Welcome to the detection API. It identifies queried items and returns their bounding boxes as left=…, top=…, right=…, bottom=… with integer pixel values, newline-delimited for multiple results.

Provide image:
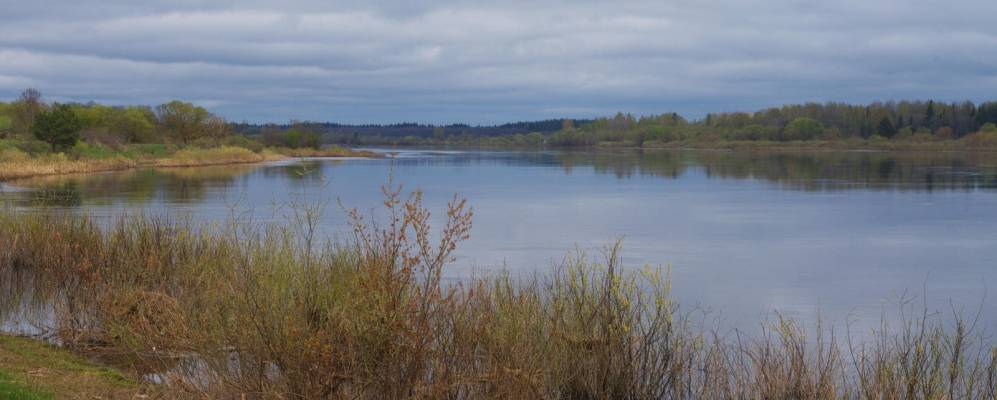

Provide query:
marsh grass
left=0, top=189, right=995, bottom=399
left=152, top=146, right=281, bottom=167
left=0, top=153, right=136, bottom=181
left=272, top=146, right=382, bottom=158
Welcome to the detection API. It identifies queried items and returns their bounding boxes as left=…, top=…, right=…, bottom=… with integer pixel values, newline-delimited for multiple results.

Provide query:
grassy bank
left=0, top=335, right=149, bottom=399
left=1, top=190, right=995, bottom=399
left=0, top=139, right=380, bottom=181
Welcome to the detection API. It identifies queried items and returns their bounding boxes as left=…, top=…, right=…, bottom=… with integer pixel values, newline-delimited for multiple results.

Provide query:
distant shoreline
left=355, top=139, right=997, bottom=153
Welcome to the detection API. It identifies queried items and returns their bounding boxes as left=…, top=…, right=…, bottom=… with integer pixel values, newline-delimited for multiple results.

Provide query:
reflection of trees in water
left=553, top=150, right=997, bottom=191
left=262, top=160, right=329, bottom=183
left=7, top=151, right=996, bottom=206
left=27, top=182, right=83, bottom=207
left=13, top=165, right=258, bottom=206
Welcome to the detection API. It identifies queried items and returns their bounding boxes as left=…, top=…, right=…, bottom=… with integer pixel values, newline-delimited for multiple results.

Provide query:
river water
left=2, top=148, right=995, bottom=333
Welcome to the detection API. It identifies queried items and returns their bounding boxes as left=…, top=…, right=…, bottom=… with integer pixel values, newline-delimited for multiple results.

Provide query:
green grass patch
left=0, top=371, right=51, bottom=400
left=0, top=336, right=141, bottom=399
left=0, top=336, right=132, bottom=388
left=122, top=143, right=175, bottom=158
left=68, top=142, right=122, bottom=160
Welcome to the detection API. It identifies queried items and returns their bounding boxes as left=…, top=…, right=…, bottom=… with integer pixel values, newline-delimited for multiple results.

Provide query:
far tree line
left=545, top=101, right=997, bottom=146
left=4, top=88, right=997, bottom=150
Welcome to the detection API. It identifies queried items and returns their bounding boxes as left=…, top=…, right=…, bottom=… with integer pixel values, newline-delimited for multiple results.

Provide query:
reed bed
left=0, top=188, right=994, bottom=399
left=272, top=146, right=382, bottom=158
left=0, top=153, right=136, bottom=181
left=152, top=146, right=281, bottom=167
left=0, top=145, right=376, bottom=182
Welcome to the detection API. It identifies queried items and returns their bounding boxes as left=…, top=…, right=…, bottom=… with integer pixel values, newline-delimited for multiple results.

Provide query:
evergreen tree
left=924, top=101, right=936, bottom=128
left=33, top=103, right=82, bottom=151
left=877, top=117, right=897, bottom=138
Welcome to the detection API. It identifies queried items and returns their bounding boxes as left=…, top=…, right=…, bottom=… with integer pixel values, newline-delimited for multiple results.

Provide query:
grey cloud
left=0, top=0, right=995, bottom=123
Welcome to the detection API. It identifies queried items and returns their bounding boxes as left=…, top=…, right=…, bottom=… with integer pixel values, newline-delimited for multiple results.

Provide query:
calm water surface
left=2, top=148, right=996, bottom=332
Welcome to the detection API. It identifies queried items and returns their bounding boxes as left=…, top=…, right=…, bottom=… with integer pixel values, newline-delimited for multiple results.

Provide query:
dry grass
left=1, top=145, right=378, bottom=182
left=152, top=146, right=282, bottom=167
left=1, top=188, right=995, bottom=399
left=0, top=153, right=136, bottom=181
left=272, top=146, right=382, bottom=158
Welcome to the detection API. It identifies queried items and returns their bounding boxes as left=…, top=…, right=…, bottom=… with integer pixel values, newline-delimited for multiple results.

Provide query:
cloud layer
left=1, top=0, right=996, bottom=123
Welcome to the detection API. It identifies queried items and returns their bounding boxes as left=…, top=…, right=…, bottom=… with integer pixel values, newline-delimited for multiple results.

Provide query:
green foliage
left=877, top=117, right=898, bottom=138
left=262, top=127, right=323, bottom=149
left=14, top=140, right=53, bottom=156
left=68, top=142, right=119, bottom=160
left=70, top=104, right=114, bottom=128
left=0, top=102, right=11, bottom=138
left=728, top=124, right=775, bottom=141
left=0, top=115, right=11, bottom=138
left=782, top=117, right=824, bottom=141
left=286, top=128, right=322, bottom=149
left=518, top=100, right=993, bottom=148
left=109, top=106, right=157, bottom=143
left=155, top=100, right=213, bottom=144
left=123, top=143, right=174, bottom=158
left=976, top=102, right=997, bottom=126
left=32, top=104, right=82, bottom=152
left=548, top=128, right=596, bottom=146
left=221, top=134, right=264, bottom=152
left=0, top=371, right=52, bottom=400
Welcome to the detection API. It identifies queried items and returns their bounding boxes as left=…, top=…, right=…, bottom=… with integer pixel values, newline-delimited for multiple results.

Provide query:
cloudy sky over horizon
left=1, top=0, right=996, bottom=124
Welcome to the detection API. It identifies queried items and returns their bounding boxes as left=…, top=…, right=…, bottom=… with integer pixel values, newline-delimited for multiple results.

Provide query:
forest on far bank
left=4, top=88, right=997, bottom=149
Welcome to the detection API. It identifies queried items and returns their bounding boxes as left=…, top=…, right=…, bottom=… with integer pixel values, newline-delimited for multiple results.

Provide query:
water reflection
left=385, top=149, right=997, bottom=191
left=4, top=164, right=259, bottom=206
left=1, top=149, right=996, bottom=336
left=260, top=160, right=331, bottom=183
left=3, top=150, right=996, bottom=209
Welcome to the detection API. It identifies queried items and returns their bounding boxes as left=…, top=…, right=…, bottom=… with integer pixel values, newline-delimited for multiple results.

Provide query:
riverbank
left=0, top=143, right=382, bottom=182
left=1, top=196, right=994, bottom=399
left=0, top=334, right=153, bottom=399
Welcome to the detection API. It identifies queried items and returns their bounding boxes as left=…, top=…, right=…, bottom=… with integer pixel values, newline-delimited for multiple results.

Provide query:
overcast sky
left=1, top=0, right=995, bottom=124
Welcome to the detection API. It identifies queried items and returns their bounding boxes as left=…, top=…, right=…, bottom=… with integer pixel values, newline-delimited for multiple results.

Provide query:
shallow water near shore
left=2, top=148, right=996, bottom=334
